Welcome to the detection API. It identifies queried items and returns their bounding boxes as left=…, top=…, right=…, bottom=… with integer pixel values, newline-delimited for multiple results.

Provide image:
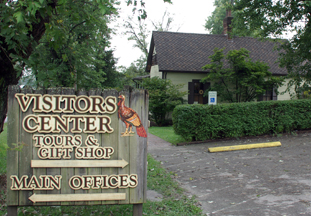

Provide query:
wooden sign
left=6, top=86, right=148, bottom=210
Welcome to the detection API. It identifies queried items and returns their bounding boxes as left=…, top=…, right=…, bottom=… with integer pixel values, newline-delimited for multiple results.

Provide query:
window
left=258, top=86, right=277, bottom=101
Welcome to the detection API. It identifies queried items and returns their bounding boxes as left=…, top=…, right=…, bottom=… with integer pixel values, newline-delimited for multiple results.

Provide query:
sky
left=110, top=0, right=215, bottom=68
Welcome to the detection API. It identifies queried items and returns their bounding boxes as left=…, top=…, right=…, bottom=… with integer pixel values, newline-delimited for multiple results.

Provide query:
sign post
left=6, top=86, right=148, bottom=216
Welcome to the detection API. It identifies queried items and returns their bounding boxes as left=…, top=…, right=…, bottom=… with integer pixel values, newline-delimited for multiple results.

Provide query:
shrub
left=142, top=77, right=187, bottom=126
left=172, top=99, right=311, bottom=141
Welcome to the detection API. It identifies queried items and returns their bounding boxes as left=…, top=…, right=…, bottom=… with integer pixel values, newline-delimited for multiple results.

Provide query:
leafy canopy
left=205, top=0, right=233, bottom=34
left=202, top=48, right=284, bottom=103
left=24, top=0, right=118, bottom=90
left=0, top=0, right=173, bottom=134
left=120, top=9, right=180, bottom=90
left=205, top=0, right=257, bottom=37
left=234, top=0, right=311, bottom=96
left=118, top=56, right=148, bottom=88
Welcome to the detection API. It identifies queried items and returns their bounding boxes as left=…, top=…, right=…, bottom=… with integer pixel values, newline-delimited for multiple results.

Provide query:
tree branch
left=69, top=21, right=87, bottom=34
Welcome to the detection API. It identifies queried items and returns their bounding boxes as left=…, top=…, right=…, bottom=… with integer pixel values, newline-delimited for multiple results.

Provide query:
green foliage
left=303, top=90, right=311, bottom=99
left=0, top=0, right=120, bottom=135
left=126, top=0, right=172, bottom=20
left=96, top=50, right=121, bottom=89
left=149, top=126, right=186, bottom=145
left=151, top=10, right=179, bottom=32
left=118, top=56, right=148, bottom=88
left=0, top=0, right=174, bottom=134
left=0, top=0, right=117, bottom=72
left=123, top=8, right=180, bottom=70
left=173, top=99, right=311, bottom=141
left=234, top=0, right=311, bottom=96
left=205, top=0, right=233, bottom=34
left=24, top=1, right=118, bottom=90
left=147, top=154, right=185, bottom=196
left=202, top=48, right=284, bottom=102
left=124, top=17, right=150, bottom=58
left=146, top=154, right=202, bottom=216
left=234, top=0, right=307, bottom=38
left=142, top=77, right=187, bottom=126
left=205, top=0, right=256, bottom=36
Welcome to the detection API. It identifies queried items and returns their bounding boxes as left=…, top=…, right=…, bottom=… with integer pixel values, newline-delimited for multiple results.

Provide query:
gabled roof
left=146, top=31, right=287, bottom=75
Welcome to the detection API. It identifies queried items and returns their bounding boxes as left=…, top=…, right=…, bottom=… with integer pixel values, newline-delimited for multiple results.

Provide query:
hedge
left=172, top=99, right=311, bottom=141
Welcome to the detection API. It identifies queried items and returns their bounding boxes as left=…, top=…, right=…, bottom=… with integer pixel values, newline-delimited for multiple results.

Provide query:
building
left=145, top=13, right=291, bottom=104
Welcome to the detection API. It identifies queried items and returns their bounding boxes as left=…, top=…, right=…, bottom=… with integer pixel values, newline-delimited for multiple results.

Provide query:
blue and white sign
left=208, top=91, right=217, bottom=105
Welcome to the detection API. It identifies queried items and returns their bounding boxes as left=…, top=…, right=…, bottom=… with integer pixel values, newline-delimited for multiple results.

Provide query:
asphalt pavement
left=148, top=132, right=311, bottom=216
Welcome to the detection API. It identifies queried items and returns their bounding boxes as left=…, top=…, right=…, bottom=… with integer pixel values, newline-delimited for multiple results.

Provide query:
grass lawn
left=149, top=126, right=187, bottom=145
left=0, top=124, right=202, bottom=215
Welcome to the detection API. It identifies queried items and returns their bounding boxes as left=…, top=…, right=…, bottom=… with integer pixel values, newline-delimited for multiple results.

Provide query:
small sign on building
left=208, top=91, right=217, bottom=105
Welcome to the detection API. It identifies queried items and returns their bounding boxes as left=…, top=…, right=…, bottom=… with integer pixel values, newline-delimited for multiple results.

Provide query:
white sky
left=110, top=0, right=215, bottom=68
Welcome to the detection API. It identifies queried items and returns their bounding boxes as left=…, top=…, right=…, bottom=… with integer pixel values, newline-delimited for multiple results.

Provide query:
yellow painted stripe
left=208, top=141, right=281, bottom=153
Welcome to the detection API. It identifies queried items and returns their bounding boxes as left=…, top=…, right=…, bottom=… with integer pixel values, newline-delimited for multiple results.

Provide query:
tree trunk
left=0, top=39, right=21, bottom=133
left=0, top=1, right=56, bottom=134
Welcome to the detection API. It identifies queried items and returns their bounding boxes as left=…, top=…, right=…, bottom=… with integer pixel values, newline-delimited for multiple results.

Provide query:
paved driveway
left=148, top=132, right=311, bottom=216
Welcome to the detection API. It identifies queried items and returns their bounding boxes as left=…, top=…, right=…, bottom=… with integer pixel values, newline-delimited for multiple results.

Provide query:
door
left=188, top=80, right=210, bottom=104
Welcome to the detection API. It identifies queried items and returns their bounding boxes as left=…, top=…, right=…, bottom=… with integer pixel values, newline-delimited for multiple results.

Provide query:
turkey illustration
left=117, top=95, right=147, bottom=137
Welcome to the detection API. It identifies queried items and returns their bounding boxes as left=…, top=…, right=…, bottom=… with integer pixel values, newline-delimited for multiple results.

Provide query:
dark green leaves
left=202, top=48, right=284, bottom=102
left=234, top=1, right=311, bottom=97
left=173, top=99, right=311, bottom=141
left=141, top=77, right=187, bottom=126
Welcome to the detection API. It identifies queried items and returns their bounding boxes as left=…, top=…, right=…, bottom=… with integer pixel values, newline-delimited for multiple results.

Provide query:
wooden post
left=6, top=86, right=20, bottom=206
left=133, top=204, right=143, bottom=216
left=7, top=206, right=17, bottom=216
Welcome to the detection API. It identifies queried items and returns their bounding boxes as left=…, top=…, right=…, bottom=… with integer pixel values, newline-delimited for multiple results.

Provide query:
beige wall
left=166, top=72, right=207, bottom=91
left=150, top=65, right=295, bottom=102
left=150, top=65, right=162, bottom=78
left=150, top=66, right=209, bottom=102
left=166, top=72, right=208, bottom=101
left=277, top=78, right=296, bottom=100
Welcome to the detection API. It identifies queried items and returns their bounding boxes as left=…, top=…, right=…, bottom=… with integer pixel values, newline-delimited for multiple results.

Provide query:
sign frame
left=6, top=86, right=148, bottom=215
left=208, top=91, right=217, bottom=105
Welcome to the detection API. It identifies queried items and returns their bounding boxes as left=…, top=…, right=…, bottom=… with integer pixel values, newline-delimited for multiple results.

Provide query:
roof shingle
left=146, top=31, right=287, bottom=75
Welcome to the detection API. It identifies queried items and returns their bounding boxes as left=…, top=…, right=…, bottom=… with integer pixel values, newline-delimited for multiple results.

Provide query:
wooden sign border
left=6, top=86, right=148, bottom=215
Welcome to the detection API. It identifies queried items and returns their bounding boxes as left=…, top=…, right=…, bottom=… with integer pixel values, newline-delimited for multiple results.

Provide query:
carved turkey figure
left=117, top=95, right=147, bottom=137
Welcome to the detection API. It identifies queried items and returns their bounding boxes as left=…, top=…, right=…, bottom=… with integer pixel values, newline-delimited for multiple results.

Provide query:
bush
left=172, top=99, right=311, bottom=141
left=142, top=77, right=187, bottom=126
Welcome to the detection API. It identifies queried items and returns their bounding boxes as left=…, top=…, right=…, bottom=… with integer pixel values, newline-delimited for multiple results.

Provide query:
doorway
left=188, top=80, right=209, bottom=104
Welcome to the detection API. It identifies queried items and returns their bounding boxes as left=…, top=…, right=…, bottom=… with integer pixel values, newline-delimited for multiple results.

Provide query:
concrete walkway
left=148, top=132, right=311, bottom=216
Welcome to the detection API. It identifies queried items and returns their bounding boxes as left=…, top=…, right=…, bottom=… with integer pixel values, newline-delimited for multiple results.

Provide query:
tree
left=205, top=0, right=233, bottom=34
left=124, top=9, right=179, bottom=60
left=124, top=17, right=150, bottom=58
left=141, top=77, right=187, bottom=126
left=118, top=56, right=148, bottom=88
left=0, top=0, right=117, bottom=133
left=27, top=4, right=117, bottom=90
left=125, top=0, right=172, bottom=20
left=95, top=50, right=120, bottom=89
left=0, top=0, right=171, bottom=134
left=151, top=9, right=181, bottom=32
left=202, top=48, right=284, bottom=103
left=233, top=0, right=311, bottom=97
left=205, top=0, right=256, bottom=36
left=121, top=10, right=180, bottom=89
